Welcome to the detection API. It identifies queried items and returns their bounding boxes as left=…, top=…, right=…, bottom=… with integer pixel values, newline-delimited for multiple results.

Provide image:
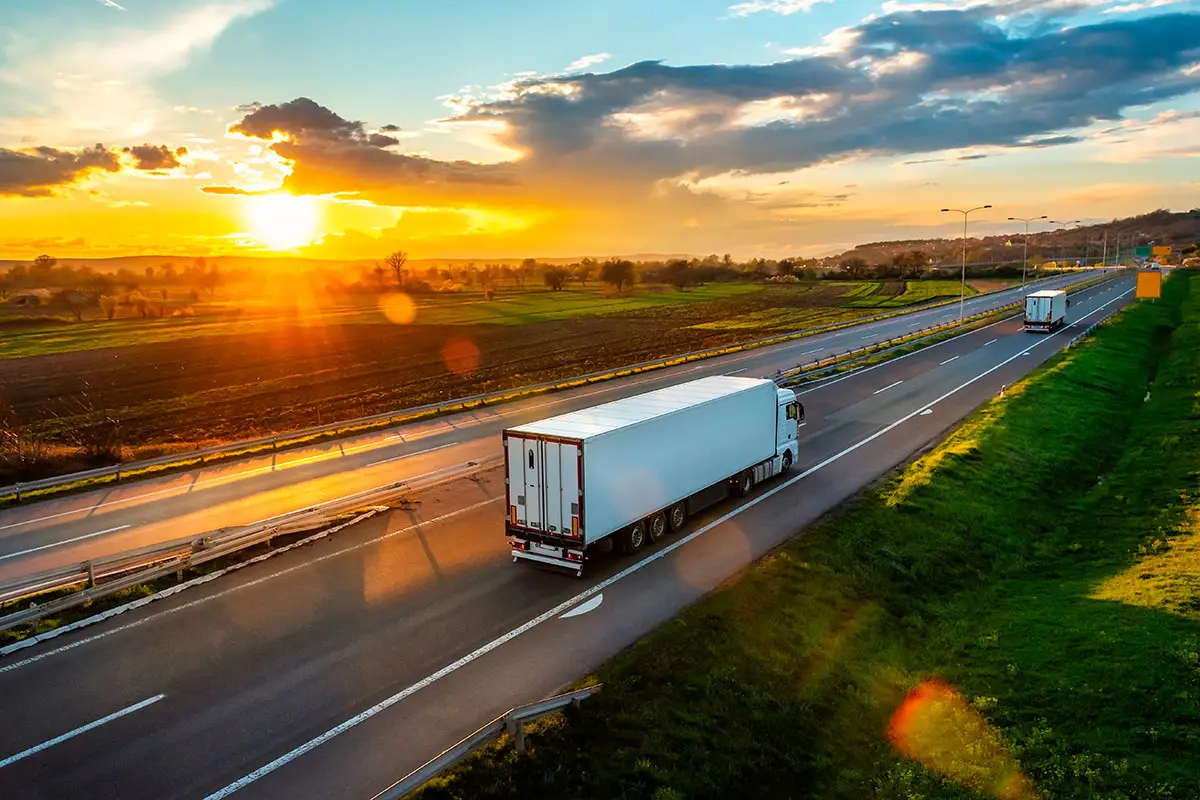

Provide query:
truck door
left=507, top=435, right=580, bottom=537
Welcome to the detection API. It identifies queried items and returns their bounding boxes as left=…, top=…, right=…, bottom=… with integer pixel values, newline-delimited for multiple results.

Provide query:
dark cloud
left=224, top=97, right=519, bottom=204
left=124, top=144, right=188, bottom=170
left=0, top=144, right=121, bottom=197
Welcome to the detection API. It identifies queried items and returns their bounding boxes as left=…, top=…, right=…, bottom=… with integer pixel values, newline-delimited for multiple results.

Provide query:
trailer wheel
left=647, top=512, right=667, bottom=543
left=619, top=520, right=646, bottom=555
left=734, top=470, right=753, bottom=498
left=668, top=502, right=687, bottom=532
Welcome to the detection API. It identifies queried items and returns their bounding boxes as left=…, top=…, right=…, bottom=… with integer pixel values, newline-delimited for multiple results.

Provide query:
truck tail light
left=510, top=505, right=517, bottom=525
left=566, top=551, right=582, bottom=561
left=509, top=540, right=528, bottom=551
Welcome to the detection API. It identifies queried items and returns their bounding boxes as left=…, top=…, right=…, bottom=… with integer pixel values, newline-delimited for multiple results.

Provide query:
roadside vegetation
left=415, top=271, right=1200, bottom=799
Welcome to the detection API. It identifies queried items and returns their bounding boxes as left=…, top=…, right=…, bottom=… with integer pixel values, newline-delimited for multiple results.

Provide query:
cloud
left=123, top=143, right=189, bottom=170
left=200, top=184, right=261, bottom=195
left=0, top=1, right=276, bottom=142
left=0, top=144, right=121, bottom=197
left=728, top=0, right=831, bottom=16
left=97, top=0, right=127, bottom=9
left=567, top=53, right=613, bottom=72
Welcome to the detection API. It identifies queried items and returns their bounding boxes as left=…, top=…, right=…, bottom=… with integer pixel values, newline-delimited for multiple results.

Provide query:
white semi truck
left=503, top=375, right=802, bottom=575
left=1024, top=289, right=1069, bottom=332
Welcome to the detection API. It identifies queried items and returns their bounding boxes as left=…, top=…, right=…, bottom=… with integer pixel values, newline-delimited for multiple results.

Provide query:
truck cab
left=776, top=387, right=801, bottom=473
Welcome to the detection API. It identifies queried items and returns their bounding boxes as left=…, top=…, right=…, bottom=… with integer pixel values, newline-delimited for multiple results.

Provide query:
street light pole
left=1008, top=215, right=1047, bottom=292
left=1050, top=220, right=1081, bottom=270
left=942, top=205, right=992, bottom=323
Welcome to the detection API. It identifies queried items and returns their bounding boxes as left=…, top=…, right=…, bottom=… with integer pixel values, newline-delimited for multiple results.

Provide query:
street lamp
left=1050, top=220, right=1081, bottom=268
left=942, top=204, right=992, bottom=323
left=1008, top=215, right=1048, bottom=292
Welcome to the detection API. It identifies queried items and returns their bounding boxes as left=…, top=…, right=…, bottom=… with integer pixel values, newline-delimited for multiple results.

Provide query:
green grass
left=688, top=306, right=867, bottom=331
left=0, top=284, right=762, bottom=360
left=847, top=279, right=978, bottom=309
left=417, top=272, right=1200, bottom=800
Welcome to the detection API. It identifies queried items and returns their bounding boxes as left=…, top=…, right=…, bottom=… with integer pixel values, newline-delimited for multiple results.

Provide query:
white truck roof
left=1028, top=289, right=1066, bottom=298
left=507, top=375, right=773, bottom=441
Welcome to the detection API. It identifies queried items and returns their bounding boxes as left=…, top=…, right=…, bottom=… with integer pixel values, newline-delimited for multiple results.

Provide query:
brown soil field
left=0, top=283, right=895, bottom=481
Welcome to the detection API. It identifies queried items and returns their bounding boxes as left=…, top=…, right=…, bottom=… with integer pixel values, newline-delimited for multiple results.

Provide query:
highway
left=0, top=270, right=1105, bottom=583
left=0, top=272, right=1135, bottom=800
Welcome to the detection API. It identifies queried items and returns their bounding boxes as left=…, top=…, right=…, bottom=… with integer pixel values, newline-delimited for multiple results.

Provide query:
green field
left=0, top=284, right=761, bottom=360
left=417, top=272, right=1200, bottom=799
left=846, top=279, right=978, bottom=309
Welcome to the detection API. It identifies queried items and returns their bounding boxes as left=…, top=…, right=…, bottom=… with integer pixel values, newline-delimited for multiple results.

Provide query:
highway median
left=410, top=270, right=1199, bottom=798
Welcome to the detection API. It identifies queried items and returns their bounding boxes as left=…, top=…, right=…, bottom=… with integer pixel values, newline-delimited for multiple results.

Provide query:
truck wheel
left=734, top=471, right=753, bottom=498
left=668, top=502, right=687, bottom=532
left=781, top=450, right=793, bottom=474
left=619, top=520, right=646, bottom=555
left=647, top=512, right=667, bottom=543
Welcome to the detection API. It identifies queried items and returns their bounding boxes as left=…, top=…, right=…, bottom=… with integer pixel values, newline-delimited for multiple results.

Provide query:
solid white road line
left=725, top=368, right=749, bottom=375
left=984, top=338, right=998, bottom=347
left=939, top=356, right=960, bottom=366
left=874, top=381, right=903, bottom=395
left=0, top=525, right=130, bottom=562
left=0, top=694, right=164, bottom=769
left=203, top=285, right=1135, bottom=800
left=366, top=443, right=457, bottom=468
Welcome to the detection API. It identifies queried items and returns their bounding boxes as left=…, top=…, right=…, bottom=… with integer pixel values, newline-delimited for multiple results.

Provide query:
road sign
left=1153, top=245, right=1173, bottom=258
left=1137, top=269, right=1162, bottom=299
left=1135, top=245, right=1153, bottom=258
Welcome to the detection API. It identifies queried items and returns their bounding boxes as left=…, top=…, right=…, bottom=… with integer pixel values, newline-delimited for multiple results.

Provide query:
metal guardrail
left=370, top=684, right=603, bottom=800
left=774, top=270, right=1123, bottom=386
left=0, top=272, right=1082, bottom=505
left=0, top=455, right=503, bottom=629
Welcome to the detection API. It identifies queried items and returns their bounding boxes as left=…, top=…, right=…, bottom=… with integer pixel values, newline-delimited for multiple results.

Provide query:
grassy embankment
left=418, top=271, right=1200, bottom=799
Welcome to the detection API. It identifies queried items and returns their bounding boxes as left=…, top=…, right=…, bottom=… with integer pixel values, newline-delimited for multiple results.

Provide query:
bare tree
left=99, top=296, right=118, bottom=320
left=385, top=250, right=408, bottom=288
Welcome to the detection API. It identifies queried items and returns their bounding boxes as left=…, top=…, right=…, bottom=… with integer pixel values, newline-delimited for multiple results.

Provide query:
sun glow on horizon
left=244, top=193, right=322, bottom=251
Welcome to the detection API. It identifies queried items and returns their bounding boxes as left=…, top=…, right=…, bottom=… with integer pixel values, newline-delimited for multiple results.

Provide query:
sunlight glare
left=245, top=193, right=321, bottom=251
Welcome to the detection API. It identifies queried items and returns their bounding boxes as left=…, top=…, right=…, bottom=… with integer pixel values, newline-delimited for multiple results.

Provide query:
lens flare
left=441, top=337, right=481, bottom=376
left=380, top=293, right=416, bottom=325
left=889, top=679, right=1037, bottom=800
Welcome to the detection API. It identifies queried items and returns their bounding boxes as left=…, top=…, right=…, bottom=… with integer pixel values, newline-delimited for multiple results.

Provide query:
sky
left=0, top=0, right=1198, bottom=261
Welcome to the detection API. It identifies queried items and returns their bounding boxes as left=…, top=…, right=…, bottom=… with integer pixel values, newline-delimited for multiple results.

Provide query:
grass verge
left=414, top=270, right=1199, bottom=799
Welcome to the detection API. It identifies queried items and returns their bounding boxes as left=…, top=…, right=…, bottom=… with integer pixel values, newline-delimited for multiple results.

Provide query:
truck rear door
left=506, top=434, right=581, bottom=538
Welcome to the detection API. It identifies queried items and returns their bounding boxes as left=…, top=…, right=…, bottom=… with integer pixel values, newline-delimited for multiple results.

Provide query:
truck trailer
left=504, top=375, right=802, bottom=576
left=1023, top=289, right=1068, bottom=332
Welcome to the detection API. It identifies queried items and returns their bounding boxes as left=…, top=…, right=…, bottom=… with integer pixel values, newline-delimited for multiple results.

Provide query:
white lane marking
left=725, top=368, right=749, bottom=375
left=202, top=286, right=1135, bottom=799
left=0, top=525, right=130, bottom=562
left=939, top=356, right=960, bottom=366
left=560, top=594, right=603, bottom=619
left=0, top=694, right=164, bottom=769
left=0, top=498, right=501, bottom=674
left=798, top=422, right=808, bottom=428
left=366, top=443, right=457, bottom=468
left=920, top=409, right=934, bottom=416
left=800, top=349, right=822, bottom=356
left=874, top=381, right=903, bottom=395
left=983, top=338, right=998, bottom=347
left=860, top=334, right=875, bottom=340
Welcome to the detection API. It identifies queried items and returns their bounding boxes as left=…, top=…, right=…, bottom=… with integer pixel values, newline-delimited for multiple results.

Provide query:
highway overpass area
left=0, top=270, right=1134, bottom=799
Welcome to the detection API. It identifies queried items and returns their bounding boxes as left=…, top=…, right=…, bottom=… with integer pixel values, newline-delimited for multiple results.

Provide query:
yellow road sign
left=1137, top=269, right=1162, bottom=299
left=1152, top=245, right=1173, bottom=258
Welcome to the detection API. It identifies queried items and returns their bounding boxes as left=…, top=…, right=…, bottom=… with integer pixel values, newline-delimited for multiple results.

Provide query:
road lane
left=0, top=274, right=1134, bottom=800
left=0, top=271, right=1110, bottom=579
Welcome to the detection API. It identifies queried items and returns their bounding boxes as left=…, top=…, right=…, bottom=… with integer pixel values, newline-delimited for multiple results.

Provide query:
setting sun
left=245, top=193, right=321, bottom=251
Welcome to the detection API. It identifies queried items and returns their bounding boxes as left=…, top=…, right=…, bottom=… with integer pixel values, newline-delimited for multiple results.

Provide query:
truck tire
left=668, top=502, right=687, bottom=532
left=733, top=470, right=753, bottom=498
left=781, top=450, right=793, bottom=474
left=647, top=512, right=667, bottom=543
left=619, top=520, right=646, bottom=555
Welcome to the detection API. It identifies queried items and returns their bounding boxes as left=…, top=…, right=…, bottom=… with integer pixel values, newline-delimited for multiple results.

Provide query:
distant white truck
left=1024, top=289, right=1069, bottom=333
left=503, top=376, right=802, bottom=575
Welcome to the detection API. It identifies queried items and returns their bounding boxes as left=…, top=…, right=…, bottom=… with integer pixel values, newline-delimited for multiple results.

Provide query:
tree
left=601, top=258, right=635, bottom=292
left=892, top=250, right=928, bottom=279
left=519, top=258, right=537, bottom=289
left=840, top=257, right=870, bottom=280
left=663, top=259, right=692, bottom=290
left=576, top=258, right=596, bottom=286
left=543, top=267, right=569, bottom=291
left=777, top=258, right=798, bottom=277
left=145, top=265, right=155, bottom=280
left=32, top=254, right=56, bottom=271
left=200, top=264, right=221, bottom=297
left=722, top=253, right=734, bottom=269
left=160, top=263, right=177, bottom=281
left=385, top=250, right=408, bottom=288
left=99, top=296, right=118, bottom=320
left=372, top=264, right=388, bottom=291
left=129, top=290, right=150, bottom=318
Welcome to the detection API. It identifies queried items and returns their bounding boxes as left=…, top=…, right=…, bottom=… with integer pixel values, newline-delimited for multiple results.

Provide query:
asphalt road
left=0, top=272, right=1135, bottom=800
left=0, top=270, right=1108, bottom=583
